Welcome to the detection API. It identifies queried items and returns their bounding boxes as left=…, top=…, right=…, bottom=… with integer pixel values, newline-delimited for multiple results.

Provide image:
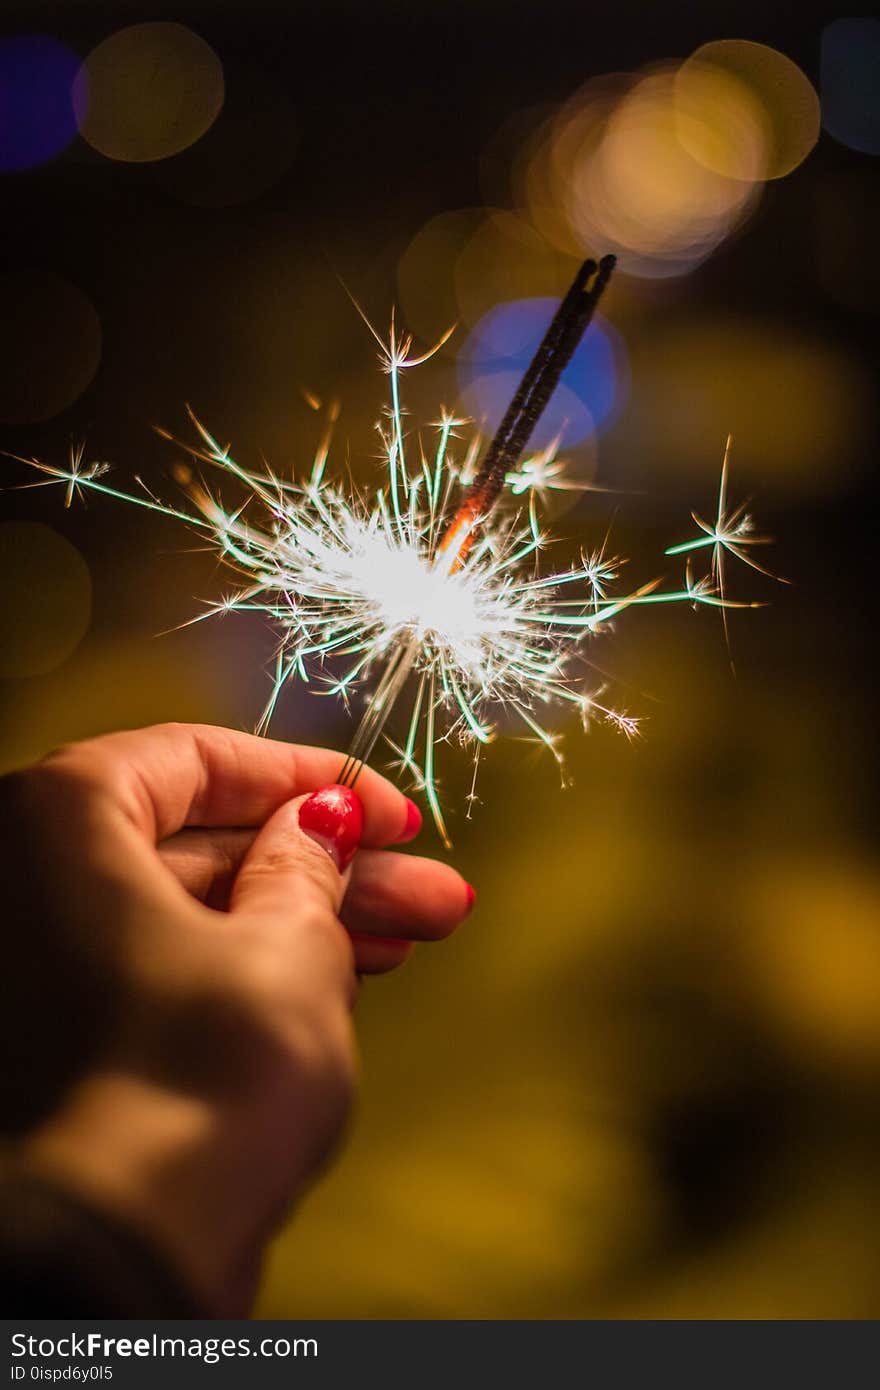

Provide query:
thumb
left=230, top=784, right=364, bottom=929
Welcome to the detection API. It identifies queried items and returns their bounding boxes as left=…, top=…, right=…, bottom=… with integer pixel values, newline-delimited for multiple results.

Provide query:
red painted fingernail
left=400, top=797, right=422, bottom=842
left=299, top=784, right=364, bottom=872
left=464, top=883, right=476, bottom=916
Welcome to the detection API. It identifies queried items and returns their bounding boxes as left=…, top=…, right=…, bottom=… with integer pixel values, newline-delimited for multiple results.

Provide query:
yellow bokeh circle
left=74, top=22, right=224, bottom=163
left=677, top=40, right=819, bottom=181
left=626, top=317, right=866, bottom=489
left=0, top=523, right=92, bottom=678
left=454, top=211, right=577, bottom=333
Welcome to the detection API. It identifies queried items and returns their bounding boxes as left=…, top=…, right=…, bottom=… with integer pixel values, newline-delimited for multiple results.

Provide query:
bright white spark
left=505, top=446, right=573, bottom=497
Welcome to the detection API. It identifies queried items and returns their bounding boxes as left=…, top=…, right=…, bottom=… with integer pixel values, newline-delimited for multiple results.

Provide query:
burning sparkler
left=8, top=257, right=772, bottom=846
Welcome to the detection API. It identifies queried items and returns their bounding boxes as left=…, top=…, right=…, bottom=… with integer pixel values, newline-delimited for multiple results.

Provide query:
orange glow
left=436, top=500, right=481, bottom=573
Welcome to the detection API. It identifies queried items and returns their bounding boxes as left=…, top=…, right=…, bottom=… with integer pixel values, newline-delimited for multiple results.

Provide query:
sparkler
left=336, top=255, right=617, bottom=796
left=8, top=258, right=772, bottom=846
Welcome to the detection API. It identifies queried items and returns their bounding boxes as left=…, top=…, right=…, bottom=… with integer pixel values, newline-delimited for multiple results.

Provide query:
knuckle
left=146, top=719, right=188, bottom=740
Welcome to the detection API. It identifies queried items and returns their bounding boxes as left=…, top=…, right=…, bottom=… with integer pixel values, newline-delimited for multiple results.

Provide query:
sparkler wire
left=337, top=255, right=617, bottom=789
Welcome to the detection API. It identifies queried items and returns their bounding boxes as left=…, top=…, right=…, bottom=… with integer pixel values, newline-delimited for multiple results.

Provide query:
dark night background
left=1, top=1, right=879, bottom=1316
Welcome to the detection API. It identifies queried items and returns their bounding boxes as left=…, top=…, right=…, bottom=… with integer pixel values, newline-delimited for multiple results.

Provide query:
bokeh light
left=622, top=317, right=867, bottom=490
left=73, top=23, right=224, bottom=164
left=460, top=368, right=595, bottom=459
left=679, top=40, right=819, bottom=180
left=0, top=35, right=79, bottom=173
left=0, top=272, right=101, bottom=423
left=527, top=69, right=761, bottom=279
left=396, top=208, right=487, bottom=350
left=748, top=858, right=880, bottom=1070
left=453, top=210, right=577, bottom=331
left=673, top=55, right=770, bottom=182
left=507, top=42, right=817, bottom=281
left=458, top=299, right=625, bottom=450
left=821, top=18, right=880, bottom=156
left=157, top=60, right=298, bottom=207
left=0, top=633, right=244, bottom=771
left=520, top=74, right=634, bottom=261
left=0, top=523, right=91, bottom=678
left=580, top=69, right=761, bottom=276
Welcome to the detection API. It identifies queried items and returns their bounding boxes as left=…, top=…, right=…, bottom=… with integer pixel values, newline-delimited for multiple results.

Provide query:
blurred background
left=2, top=0, right=879, bottom=1317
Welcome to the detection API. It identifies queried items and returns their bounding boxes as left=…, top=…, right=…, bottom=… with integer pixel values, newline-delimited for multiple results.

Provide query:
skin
left=0, top=722, right=472, bottom=1313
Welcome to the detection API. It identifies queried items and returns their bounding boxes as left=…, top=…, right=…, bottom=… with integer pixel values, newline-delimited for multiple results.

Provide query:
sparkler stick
left=460, top=255, right=616, bottom=520
left=336, top=255, right=617, bottom=790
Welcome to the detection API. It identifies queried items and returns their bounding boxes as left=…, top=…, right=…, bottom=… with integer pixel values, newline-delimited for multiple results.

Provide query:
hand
left=0, top=723, right=473, bottom=1312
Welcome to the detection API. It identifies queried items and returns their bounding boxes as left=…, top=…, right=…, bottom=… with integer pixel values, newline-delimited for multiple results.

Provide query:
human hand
left=0, top=723, right=473, bottom=1312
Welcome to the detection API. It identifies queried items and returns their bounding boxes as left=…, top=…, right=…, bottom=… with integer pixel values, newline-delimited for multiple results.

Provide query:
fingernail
left=464, top=883, right=476, bottom=916
left=299, top=784, right=364, bottom=872
left=399, top=797, right=422, bottom=842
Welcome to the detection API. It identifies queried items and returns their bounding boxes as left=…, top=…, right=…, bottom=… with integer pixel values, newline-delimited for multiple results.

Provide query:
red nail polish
left=400, top=797, right=422, bottom=841
left=299, top=784, right=364, bottom=872
left=464, top=883, right=476, bottom=915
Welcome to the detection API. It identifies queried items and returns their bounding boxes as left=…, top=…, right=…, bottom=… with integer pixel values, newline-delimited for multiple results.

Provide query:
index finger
left=46, top=722, right=416, bottom=846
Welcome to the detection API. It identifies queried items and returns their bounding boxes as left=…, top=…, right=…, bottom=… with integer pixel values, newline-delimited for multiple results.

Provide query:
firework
left=9, top=262, right=772, bottom=846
